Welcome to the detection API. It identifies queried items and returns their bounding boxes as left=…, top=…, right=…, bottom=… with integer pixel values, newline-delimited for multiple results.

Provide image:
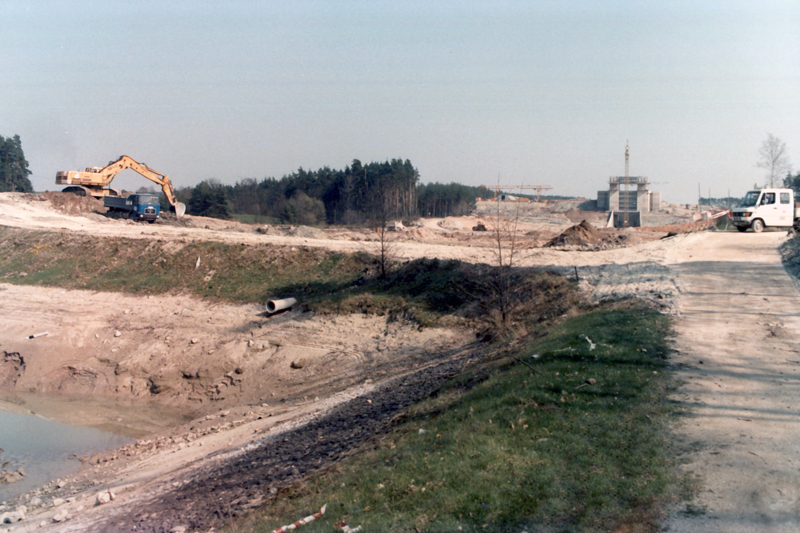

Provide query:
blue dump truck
left=104, top=194, right=161, bottom=223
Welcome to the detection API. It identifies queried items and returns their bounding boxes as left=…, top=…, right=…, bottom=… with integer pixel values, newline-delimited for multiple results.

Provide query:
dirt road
left=665, top=232, right=800, bottom=532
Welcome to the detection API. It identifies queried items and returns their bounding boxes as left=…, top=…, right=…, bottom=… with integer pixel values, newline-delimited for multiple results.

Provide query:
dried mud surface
left=100, top=346, right=480, bottom=532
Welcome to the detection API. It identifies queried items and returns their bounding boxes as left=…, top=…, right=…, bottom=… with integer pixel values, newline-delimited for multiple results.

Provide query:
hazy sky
left=2, top=1, right=798, bottom=204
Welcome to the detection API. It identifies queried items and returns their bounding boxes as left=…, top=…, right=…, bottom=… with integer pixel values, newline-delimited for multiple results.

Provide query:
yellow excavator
left=56, top=155, right=186, bottom=217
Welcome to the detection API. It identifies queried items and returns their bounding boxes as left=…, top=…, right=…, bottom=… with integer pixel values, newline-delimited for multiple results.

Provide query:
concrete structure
left=612, top=211, right=641, bottom=227
left=597, top=176, right=661, bottom=213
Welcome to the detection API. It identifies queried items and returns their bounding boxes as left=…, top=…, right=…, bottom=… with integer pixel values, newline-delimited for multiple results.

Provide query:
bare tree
left=757, top=133, right=792, bottom=187
left=375, top=221, right=399, bottom=278
left=371, top=181, right=401, bottom=278
left=485, top=189, right=535, bottom=332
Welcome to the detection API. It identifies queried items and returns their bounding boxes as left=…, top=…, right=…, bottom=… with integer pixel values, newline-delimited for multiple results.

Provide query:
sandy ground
left=1, top=192, right=798, bottom=531
left=665, top=232, right=800, bottom=532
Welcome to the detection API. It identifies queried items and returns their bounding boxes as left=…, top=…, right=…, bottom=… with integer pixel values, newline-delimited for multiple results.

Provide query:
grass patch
left=0, top=228, right=367, bottom=303
left=0, top=228, right=574, bottom=331
left=236, top=306, right=687, bottom=533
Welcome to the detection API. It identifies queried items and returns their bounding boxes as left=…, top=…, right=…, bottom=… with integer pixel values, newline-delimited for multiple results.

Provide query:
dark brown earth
left=546, top=220, right=605, bottom=247
left=96, top=343, right=483, bottom=533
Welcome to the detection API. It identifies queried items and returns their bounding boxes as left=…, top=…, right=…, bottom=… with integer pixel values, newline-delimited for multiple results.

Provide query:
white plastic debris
left=272, top=504, right=326, bottom=533
left=579, top=334, right=596, bottom=351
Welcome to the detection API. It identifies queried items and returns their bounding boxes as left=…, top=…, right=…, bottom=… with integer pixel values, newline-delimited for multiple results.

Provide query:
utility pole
left=622, top=141, right=630, bottom=227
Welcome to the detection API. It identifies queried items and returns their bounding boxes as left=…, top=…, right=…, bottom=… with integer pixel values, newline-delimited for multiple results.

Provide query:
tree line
left=0, top=134, right=33, bottom=193
left=176, top=159, right=497, bottom=223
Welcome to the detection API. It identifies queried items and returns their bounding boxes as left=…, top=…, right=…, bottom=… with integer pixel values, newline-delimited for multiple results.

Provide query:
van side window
left=781, top=192, right=790, bottom=204
left=762, top=193, right=776, bottom=205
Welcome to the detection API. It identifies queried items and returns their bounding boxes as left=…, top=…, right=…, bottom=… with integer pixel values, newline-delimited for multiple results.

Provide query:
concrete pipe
left=266, top=297, right=297, bottom=314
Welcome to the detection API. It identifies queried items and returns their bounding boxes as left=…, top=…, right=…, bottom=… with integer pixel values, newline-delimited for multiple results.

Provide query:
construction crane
left=622, top=142, right=631, bottom=227
left=485, top=184, right=554, bottom=202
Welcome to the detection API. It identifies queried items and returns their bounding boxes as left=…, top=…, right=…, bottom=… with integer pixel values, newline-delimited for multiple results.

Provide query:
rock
left=0, top=471, right=22, bottom=485
left=52, top=509, right=69, bottom=523
left=52, top=498, right=65, bottom=507
left=114, top=331, right=122, bottom=337
left=171, top=526, right=188, bottom=533
left=1, top=509, right=25, bottom=523
left=290, top=359, right=306, bottom=369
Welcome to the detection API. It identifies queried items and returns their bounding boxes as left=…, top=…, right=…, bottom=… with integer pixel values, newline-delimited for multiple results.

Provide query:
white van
left=730, top=188, right=797, bottom=232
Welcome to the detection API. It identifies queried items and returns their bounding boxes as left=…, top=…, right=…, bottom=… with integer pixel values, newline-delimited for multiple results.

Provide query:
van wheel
left=752, top=219, right=765, bottom=233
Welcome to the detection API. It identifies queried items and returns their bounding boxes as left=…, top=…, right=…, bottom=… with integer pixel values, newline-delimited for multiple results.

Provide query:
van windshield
left=740, top=191, right=761, bottom=208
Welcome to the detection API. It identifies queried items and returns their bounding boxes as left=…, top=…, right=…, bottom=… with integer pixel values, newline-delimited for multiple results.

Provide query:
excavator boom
left=57, top=155, right=185, bottom=217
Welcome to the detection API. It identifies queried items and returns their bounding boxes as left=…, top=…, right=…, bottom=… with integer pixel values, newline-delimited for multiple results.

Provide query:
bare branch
left=757, top=133, right=792, bottom=187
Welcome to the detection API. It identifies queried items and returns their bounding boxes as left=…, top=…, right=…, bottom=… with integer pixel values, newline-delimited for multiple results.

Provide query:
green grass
left=0, top=228, right=366, bottom=303
left=235, top=306, right=688, bottom=533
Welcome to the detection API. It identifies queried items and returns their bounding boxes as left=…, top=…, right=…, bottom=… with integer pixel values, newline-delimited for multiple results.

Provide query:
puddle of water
left=0, top=393, right=194, bottom=503
left=0, top=409, right=131, bottom=502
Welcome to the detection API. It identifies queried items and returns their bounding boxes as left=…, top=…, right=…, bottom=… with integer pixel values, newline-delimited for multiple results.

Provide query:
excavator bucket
left=174, top=202, right=186, bottom=218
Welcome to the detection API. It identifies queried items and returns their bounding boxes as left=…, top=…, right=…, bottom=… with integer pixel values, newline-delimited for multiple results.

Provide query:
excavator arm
left=57, top=155, right=185, bottom=217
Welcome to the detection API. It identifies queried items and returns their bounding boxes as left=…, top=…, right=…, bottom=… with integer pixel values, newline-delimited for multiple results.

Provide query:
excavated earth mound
left=26, top=191, right=105, bottom=216
left=546, top=220, right=604, bottom=247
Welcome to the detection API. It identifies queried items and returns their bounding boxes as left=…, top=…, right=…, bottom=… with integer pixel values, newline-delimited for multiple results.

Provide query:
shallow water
left=0, top=409, right=131, bottom=502
left=0, top=394, right=193, bottom=503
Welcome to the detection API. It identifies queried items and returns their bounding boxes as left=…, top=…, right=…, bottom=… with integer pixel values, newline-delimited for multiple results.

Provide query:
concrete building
left=597, top=177, right=661, bottom=213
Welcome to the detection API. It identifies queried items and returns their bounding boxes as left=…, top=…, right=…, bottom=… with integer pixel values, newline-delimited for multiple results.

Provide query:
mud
left=98, top=345, right=480, bottom=532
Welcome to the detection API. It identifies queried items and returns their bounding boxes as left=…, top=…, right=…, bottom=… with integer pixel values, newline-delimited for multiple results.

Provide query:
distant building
left=597, top=176, right=661, bottom=213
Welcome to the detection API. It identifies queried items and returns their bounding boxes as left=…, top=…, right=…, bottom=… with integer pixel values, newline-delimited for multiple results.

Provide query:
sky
left=1, top=0, right=798, bottom=205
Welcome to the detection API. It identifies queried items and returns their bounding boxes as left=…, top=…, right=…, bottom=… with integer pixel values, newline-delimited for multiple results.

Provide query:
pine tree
left=0, top=135, right=34, bottom=193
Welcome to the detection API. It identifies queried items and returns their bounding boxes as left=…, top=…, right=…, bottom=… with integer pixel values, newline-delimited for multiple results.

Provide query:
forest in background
left=172, top=158, right=501, bottom=224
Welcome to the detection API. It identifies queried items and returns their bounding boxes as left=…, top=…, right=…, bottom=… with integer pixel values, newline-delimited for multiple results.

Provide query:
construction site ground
left=1, top=192, right=799, bottom=531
